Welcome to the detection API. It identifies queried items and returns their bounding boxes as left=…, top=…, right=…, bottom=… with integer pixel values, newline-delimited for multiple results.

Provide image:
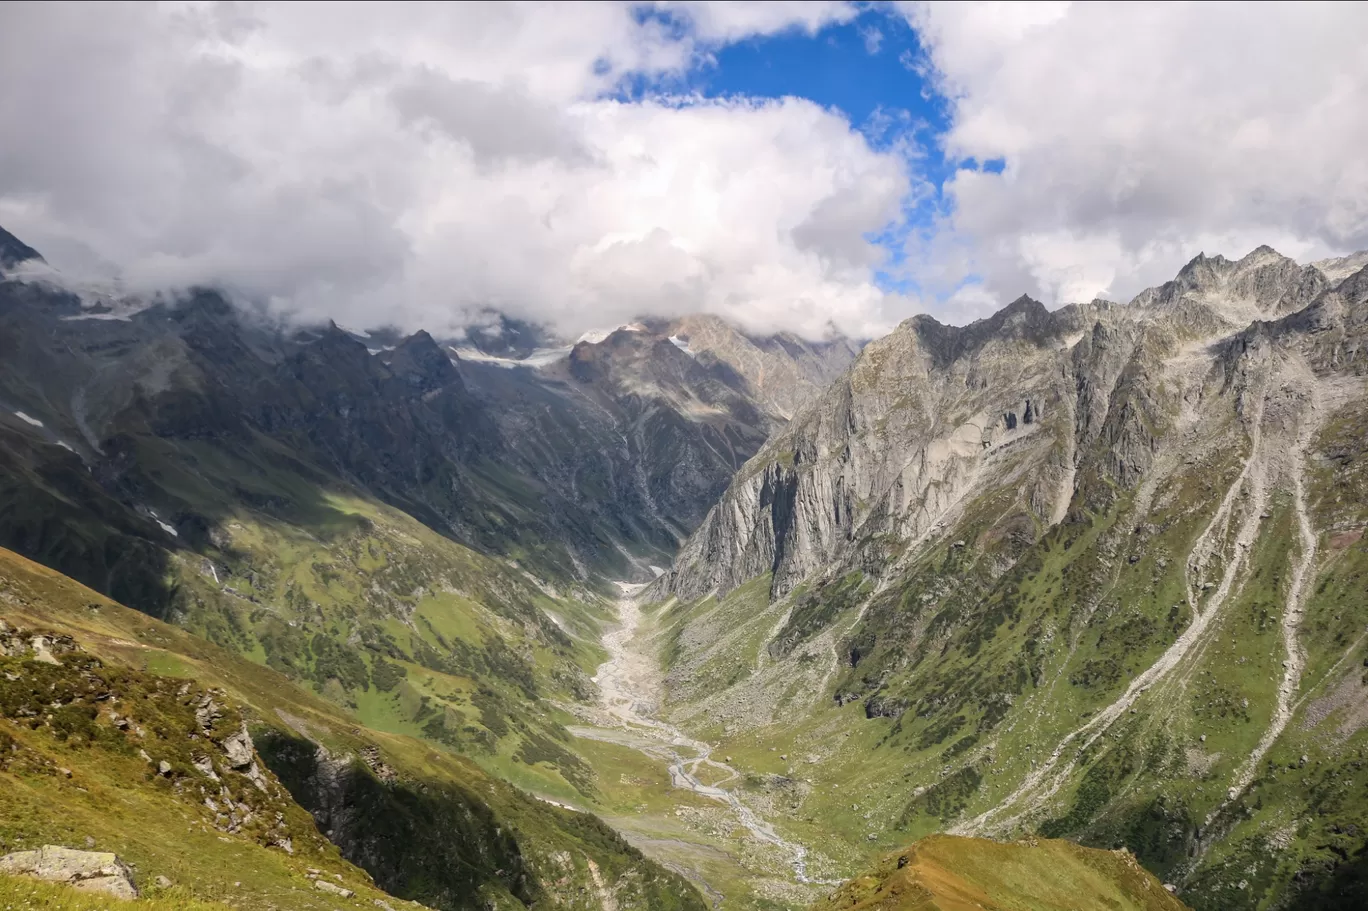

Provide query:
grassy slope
left=42, top=423, right=614, bottom=802
left=811, top=835, right=1188, bottom=911
left=0, top=874, right=234, bottom=911
left=0, top=546, right=705, bottom=911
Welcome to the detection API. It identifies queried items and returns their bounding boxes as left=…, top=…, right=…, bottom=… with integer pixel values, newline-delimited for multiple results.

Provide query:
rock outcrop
left=0, top=846, right=139, bottom=899
left=653, top=294, right=1101, bottom=601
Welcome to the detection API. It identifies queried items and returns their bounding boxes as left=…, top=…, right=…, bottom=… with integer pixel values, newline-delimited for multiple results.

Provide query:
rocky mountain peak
left=656, top=240, right=1368, bottom=608
left=1174, top=250, right=1228, bottom=287
left=1136, top=245, right=1329, bottom=325
left=0, top=224, right=44, bottom=269
left=909, top=293, right=1057, bottom=368
left=659, top=314, right=860, bottom=420
left=388, top=329, right=459, bottom=392
left=1312, top=250, right=1368, bottom=286
left=1240, top=243, right=1288, bottom=263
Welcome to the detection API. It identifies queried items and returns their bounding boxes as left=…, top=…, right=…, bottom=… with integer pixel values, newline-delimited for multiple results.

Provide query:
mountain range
left=2, top=221, right=1367, bottom=911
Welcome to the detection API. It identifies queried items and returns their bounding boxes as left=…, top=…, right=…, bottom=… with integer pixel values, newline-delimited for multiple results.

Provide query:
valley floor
left=566, top=584, right=842, bottom=910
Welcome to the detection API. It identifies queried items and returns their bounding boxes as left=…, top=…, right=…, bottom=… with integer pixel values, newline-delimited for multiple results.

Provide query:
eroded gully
left=568, top=582, right=830, bottom=885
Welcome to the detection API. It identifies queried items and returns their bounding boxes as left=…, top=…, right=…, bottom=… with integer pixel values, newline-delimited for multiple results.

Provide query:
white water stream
left=571, top=583, right=830, bottom=885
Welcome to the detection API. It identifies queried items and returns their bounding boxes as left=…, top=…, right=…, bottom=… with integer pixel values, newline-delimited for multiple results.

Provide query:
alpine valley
left=3, top=221, right=1368, bottom=911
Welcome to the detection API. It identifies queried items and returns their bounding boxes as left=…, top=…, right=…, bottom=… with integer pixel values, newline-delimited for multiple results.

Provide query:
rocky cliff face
left=0, top=225, right=42, bottom=270
left=456, top=319, right=857, bottom=570
left=653, top=294, right=1093, bottom=602
left=653, top=246, right=1360, bottom=605
left=661, top=313, right=860, bottom=420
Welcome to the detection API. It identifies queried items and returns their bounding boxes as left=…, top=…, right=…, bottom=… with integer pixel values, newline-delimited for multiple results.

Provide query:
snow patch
left=668, top=335, right=696, bottom=357
left=140, top=506, right=179, bottom=537
left=576, top=323, right=646, bottom=345
left=449, top=345, right=572, bottom=369
left=12, top=411, right=43, bottom=427
left=61, top=311, right=134, bottom=322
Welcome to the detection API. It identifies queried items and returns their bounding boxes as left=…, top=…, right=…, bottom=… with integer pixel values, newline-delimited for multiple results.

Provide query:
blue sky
left=699, top=10, right=952, bottom=294
left=622, top=5, right=975, bottom=300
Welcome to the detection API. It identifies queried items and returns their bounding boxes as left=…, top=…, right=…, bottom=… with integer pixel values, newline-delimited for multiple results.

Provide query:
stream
left=569, top=582, right=828, bottom=886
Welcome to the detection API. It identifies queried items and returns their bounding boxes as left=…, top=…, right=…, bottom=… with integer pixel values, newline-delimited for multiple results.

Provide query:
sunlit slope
left=812, top=835, right=1188, bottom=911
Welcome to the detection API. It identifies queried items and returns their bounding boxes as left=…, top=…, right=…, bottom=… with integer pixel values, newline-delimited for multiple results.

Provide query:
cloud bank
left=2, top=2, right=1366, bottom=337
left=0, top=1, right=900, bottom=340
left=902, top=0, right=1368, bottom=316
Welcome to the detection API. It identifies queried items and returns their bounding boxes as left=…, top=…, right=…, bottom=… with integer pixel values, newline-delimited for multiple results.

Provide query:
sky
left=1, top=1, right=1366, bottom=340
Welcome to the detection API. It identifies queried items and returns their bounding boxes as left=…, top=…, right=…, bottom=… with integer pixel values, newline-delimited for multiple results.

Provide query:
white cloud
left=901, top=0, right=1368, bottom=309
left=664, top=1, right=857, bottom=42
left=859, top=25, right=884, bottom=55
left=0, top=0, right=903, bottom=340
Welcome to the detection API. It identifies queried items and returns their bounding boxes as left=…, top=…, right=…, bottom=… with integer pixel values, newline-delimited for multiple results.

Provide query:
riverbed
left=568, top=583, right=830, bottom=888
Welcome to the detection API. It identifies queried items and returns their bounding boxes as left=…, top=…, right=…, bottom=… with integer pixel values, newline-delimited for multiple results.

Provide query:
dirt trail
left=570, top=582, right=834, bottom=886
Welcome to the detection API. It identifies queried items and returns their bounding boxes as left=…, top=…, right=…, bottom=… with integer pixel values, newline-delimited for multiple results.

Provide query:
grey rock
left=221, top=723, right=255, bottom=769
left=656, top=249, right=1368, bottom=615
left=315, top=879, right=356, bottom=898
left=654, top=295, right=1100, bottom=602
left=0, top=845, right=139, bottom=899
left=192, top=754, right=220, bottom=780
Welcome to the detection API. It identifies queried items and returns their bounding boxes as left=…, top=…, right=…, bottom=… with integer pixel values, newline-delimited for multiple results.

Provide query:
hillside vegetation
left=0, top=546, right=705, bottom=911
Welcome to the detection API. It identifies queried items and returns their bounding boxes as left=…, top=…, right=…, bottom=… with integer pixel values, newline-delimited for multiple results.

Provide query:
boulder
left=315, top=879, right=356, bottom=898
left=221, top=723, right=255, bottom=769
left=0, top=845, right=139, bottom=898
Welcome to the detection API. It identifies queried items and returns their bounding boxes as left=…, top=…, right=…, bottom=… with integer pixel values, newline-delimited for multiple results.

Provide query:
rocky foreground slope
left=650, top=246, right=1368, bottom=910
left=0, top=546, right=704, bottom=911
